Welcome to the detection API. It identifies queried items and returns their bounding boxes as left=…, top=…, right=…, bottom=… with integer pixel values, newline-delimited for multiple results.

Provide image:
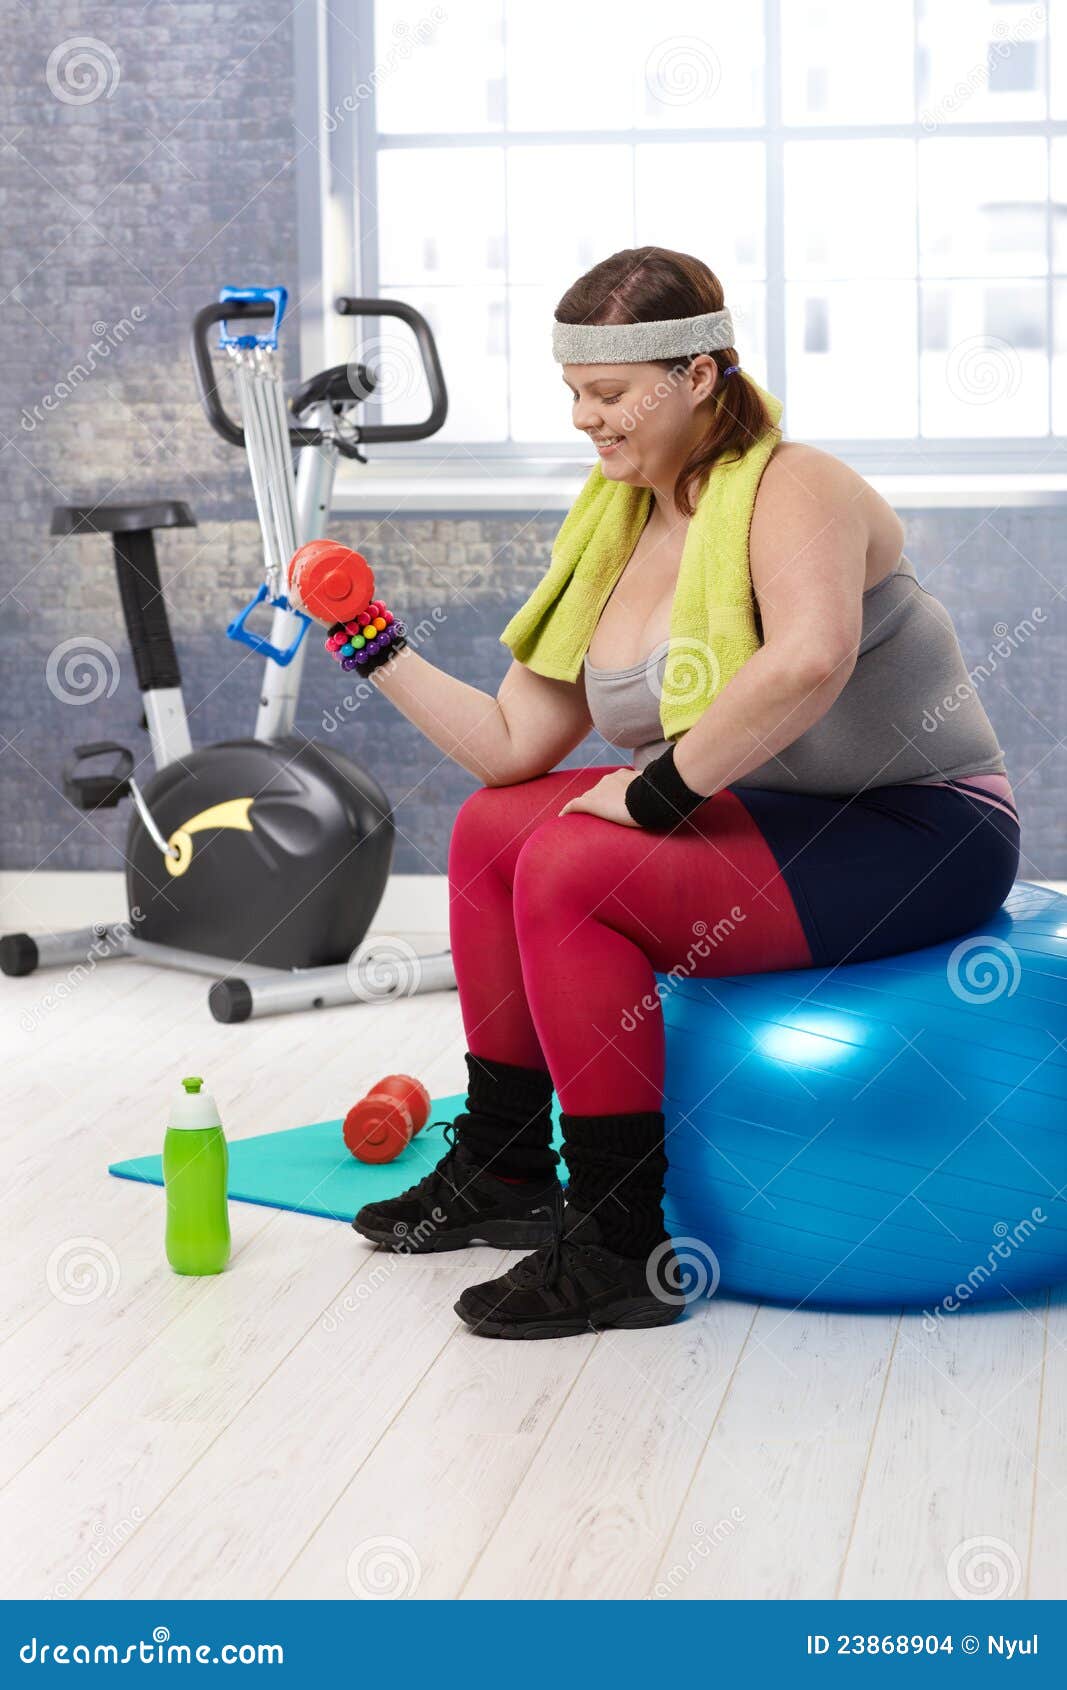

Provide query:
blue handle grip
left=225, top=584, right=311, bottom=667
left=218, top=285, right=289, bottom=350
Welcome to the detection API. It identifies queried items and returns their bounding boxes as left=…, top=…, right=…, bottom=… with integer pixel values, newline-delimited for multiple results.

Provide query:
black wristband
left=624, top=746, right=708, bottom=832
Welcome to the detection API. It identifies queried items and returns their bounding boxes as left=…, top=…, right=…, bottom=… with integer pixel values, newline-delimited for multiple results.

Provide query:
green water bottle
left=163, top=1076, right=231, bottom=1275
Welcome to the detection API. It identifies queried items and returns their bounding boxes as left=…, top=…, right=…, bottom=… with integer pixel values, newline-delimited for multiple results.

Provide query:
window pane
left=369, top=287, right=509, bottom=442
left=785, top=141, right=915, bottom=279
left=634, top=1, right=764, bottom=129
left=781, top=0, right=914, bottom=125
left=377, top=149, right=505, bottom=286
left=1054, top=137, right=1067, bottom=271
left=507, top=146, right=634, bottom=287
left=509, top=286, right=577, bottom=442
left=918, top=138, right=1047, bottom=277
left=1054, top=0, right=1067, bottom=118
left=636, top=143, right=765, bottom=279
left=506, top=0, right=637, bottom=129
left=786, top=281, right=918, bottom=439
left=918, top=0, right=1047, bottom=126
left=920, top=280, right=1048, bottom=436
left=1054, top=281, right=1067, bottom=432
left=724, top=280, right=767, bottom=389
left=504, top=0, right=764, bottom=133
left=374, top=0, right=504, bottom=134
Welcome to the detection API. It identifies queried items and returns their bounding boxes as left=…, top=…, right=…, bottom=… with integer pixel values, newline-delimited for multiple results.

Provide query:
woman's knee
left=448, top=779, right=564, bottom=886
left=448, top=784, right=513, bottom=871
left=512, top=815, right=605, bottom=919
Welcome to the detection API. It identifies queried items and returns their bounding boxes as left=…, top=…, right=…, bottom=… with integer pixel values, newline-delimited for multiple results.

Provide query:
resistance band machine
left=2, top=288, right=456, bottom=1022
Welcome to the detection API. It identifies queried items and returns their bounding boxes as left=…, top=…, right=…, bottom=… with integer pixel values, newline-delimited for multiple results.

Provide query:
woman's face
left=562, top=356, right=719, bottom=491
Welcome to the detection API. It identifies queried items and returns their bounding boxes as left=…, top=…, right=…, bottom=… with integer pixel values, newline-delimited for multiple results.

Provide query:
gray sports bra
left=582, top=555, right=1007, bottom=795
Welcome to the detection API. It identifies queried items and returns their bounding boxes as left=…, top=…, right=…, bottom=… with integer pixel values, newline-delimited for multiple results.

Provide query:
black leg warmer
left=453, top=1052, right=559, bottom=1180
left=559, top=1109, right=670, bottom=1258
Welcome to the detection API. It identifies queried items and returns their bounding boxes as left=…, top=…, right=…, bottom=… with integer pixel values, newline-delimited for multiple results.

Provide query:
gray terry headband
left=551, top=307, right=735, bottom=364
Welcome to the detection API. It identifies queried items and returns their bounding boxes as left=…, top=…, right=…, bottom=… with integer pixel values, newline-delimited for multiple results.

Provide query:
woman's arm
left=671, top=447, right=869, bottom=797
left=368, top=644, right=593, bottom=787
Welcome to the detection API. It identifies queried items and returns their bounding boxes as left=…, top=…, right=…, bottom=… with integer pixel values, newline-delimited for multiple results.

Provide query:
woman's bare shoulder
left=750, top=443, right=864, bottom=538
left=760, top=440, right=864, bottom=497
left=755, top=442, right=905, bottom=573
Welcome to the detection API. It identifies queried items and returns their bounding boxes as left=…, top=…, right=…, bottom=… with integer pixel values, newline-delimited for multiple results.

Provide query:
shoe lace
left=391, top=1121, right=468, bottom=1207
left=510, top=1186, right=568, bottom=1291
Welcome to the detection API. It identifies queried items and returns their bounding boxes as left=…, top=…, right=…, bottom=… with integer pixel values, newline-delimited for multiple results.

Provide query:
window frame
left=293, top=0, right=1067, bottom=487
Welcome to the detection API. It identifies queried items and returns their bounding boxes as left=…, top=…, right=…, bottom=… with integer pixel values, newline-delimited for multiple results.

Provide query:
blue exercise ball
left=658, top=881, right=1067, bottom=1312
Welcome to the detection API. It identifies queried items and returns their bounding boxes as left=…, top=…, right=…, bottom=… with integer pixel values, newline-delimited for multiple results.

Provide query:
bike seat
left=51, top=501, right=197, bottom=536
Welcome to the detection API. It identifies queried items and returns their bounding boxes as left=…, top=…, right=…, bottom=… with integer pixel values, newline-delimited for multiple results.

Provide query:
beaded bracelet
left=624, top=746, right=708, bottom=832
left=324, top=600, right=408, bottom=678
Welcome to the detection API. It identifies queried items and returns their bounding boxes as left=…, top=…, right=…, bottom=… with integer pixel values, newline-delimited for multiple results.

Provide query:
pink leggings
left=447, top=766, right=812, bottom=1115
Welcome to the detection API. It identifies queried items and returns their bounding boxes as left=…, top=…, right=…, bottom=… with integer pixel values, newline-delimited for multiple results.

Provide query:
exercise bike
left=1, top=287, right=456, bottom=1022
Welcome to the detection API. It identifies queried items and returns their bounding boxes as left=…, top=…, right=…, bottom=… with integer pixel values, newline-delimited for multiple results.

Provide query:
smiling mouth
left=591, top=434, right=625, bottom=448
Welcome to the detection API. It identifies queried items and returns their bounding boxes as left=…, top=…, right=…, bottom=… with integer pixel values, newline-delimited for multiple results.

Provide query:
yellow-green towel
left=499, top=377, right=784, bottom=743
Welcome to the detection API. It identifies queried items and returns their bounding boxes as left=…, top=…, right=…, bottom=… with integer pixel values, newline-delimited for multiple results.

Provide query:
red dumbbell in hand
left=343, top=1074, right=432, bottom=1164
left=288, top=538, right=374, bottom=623
left=288, top=540, right=408, bottom=675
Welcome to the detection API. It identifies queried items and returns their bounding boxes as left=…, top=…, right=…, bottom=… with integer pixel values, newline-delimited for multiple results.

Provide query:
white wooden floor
left=2, top=873, right=1065, bottom=1603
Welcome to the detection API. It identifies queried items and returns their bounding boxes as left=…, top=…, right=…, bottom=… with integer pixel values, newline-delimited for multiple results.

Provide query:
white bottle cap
left=168, top=1076, right=222, bottom=1131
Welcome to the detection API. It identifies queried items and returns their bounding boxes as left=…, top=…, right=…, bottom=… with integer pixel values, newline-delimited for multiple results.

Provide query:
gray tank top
left=583, top=555, right=1007, bottom=794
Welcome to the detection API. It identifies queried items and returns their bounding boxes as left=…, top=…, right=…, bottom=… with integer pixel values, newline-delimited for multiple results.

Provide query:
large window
left=302, top=0, right=1067, bottom=472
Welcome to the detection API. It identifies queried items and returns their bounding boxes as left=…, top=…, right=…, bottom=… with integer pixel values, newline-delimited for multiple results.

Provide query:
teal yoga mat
left=109, top=1093, right=565, bottom=1223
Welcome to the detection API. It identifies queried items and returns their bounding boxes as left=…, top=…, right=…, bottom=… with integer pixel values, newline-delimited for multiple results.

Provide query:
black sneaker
left=352, top=1124, right=561, bottom=1253
left=454, top=1206, right=687, bottom=1339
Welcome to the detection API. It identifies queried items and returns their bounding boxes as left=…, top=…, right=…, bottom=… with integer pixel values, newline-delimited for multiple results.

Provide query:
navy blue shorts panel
left=728, top=781, right=1021, bottom=969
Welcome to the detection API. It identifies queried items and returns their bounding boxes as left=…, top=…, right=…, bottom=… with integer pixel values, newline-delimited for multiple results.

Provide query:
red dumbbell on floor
left=288, top=540, right=408, bottom=675
left=343, top=1074, right=432, bottom=1164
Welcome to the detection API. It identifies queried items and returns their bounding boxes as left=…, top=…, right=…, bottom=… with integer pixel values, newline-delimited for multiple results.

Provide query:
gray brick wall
left=2, top=1, right=303, bottom=876
left=2, top=5, right=1064, bottom=883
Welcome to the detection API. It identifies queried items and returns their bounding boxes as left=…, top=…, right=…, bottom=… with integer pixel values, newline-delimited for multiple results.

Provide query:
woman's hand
left=558, top=768, right=641, bottom=827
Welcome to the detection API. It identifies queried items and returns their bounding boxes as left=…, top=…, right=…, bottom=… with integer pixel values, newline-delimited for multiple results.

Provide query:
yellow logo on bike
left=165, top=797, right=255, bottom=878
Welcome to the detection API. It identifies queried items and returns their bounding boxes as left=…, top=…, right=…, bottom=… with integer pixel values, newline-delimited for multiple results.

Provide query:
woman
left=336, top=247, right=1019, bottom=1340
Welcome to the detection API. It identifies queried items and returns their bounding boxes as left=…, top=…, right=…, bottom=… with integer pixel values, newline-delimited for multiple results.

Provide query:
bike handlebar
left=190, top=296, right=448, bottom=455
left=190, top=300, right=324, bottom=452
left=333, top=297, right=448, bottom=442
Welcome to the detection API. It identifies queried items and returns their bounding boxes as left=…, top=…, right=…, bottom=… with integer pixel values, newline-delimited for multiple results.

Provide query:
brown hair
left=554, top=246, right=773, bottom=516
